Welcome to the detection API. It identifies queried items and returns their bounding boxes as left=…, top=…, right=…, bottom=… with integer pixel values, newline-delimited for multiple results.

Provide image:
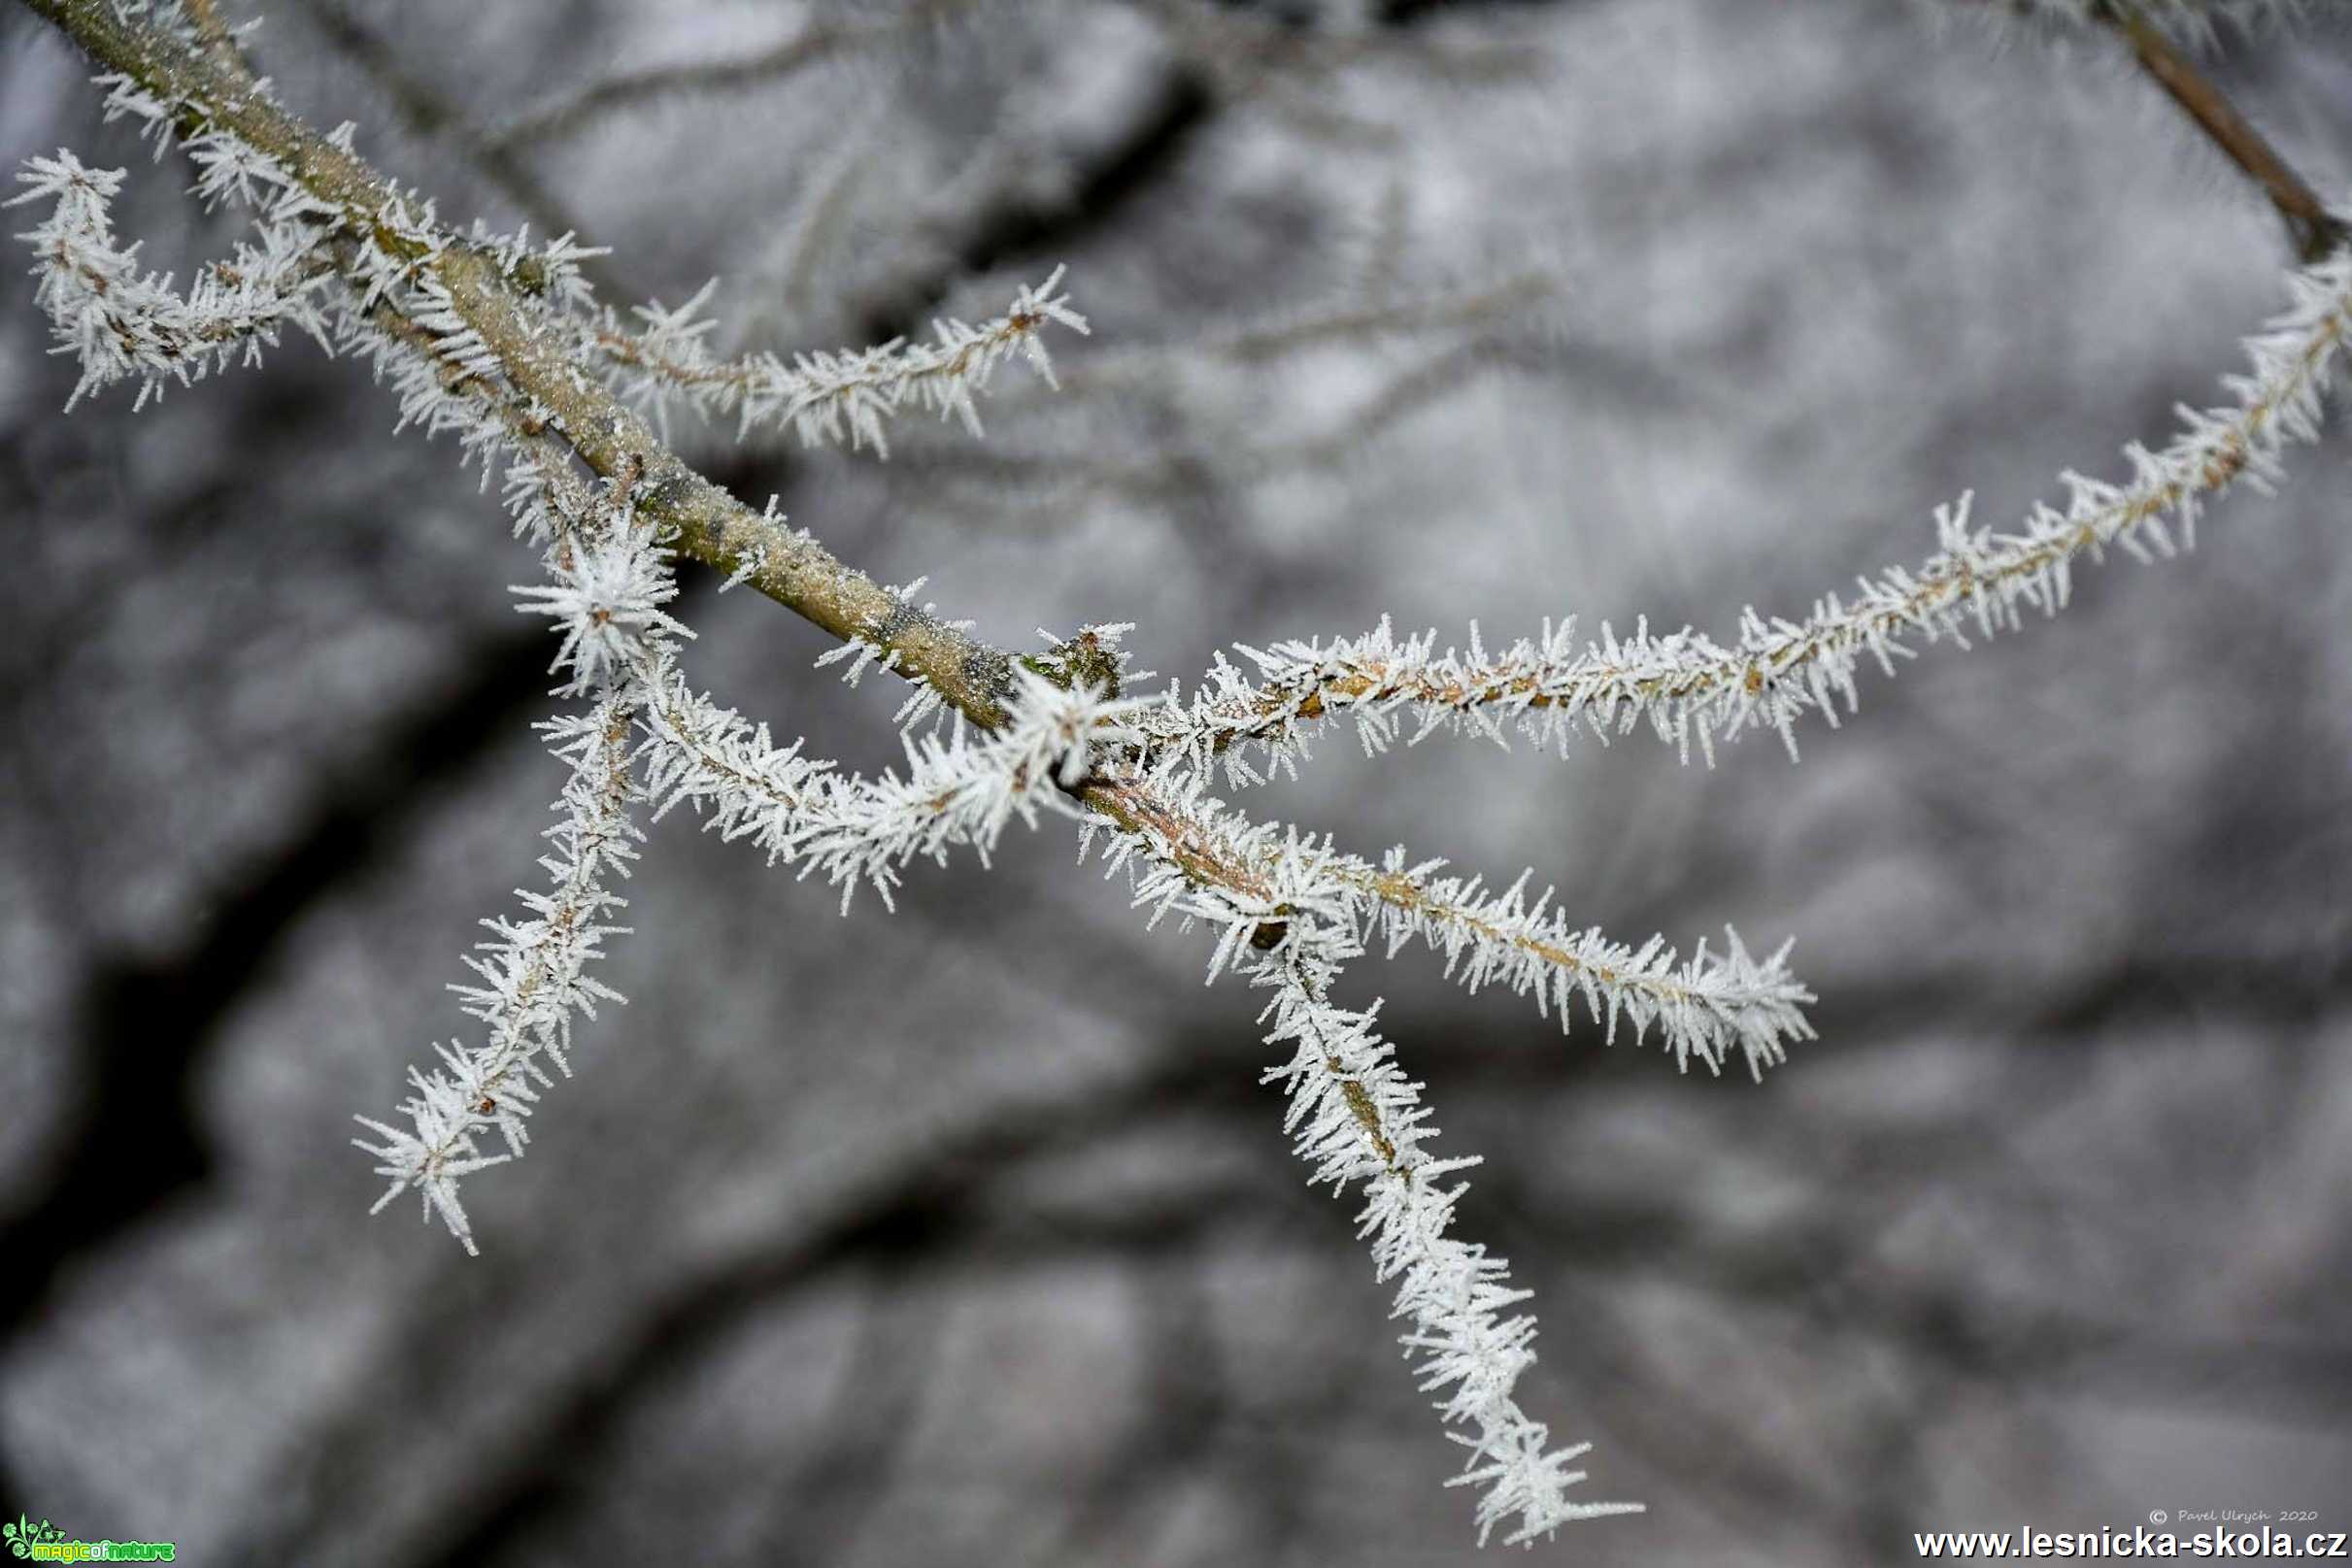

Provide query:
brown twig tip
left=2103, top=1, right=2348, bottom=264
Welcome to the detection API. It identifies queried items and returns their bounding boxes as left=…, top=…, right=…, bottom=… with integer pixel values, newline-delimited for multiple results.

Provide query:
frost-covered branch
left=351, top=454, right=669, bottom=1251
left=343, top=393, right=1150, bottom=1239
left=22, top=0, right=2346, bottom=1549
left=626, top=603, right=1813, bottom=1076
left=582, top=268, right=1090, bottom=452
left=8, top=148, right=332, bottom=409
left=17, top=0, right=1031, bottom=728
left=359, top=631, right=1150, bottom=1247
left=1129, top=238, right=2352, bottom=782
left=353, top=687, right=645, bottom=1254
left=1248, top=924, right=1642, bottom=1545
left=1084, top=761, right=1814, bottom=1080
left=639, top=651, right=1152, bottom=912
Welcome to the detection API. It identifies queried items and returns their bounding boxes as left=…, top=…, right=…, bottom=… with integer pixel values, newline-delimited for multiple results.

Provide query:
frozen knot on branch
left=780, top=665, right=1159, bottom=911
left=512, top=522, right=692, bottom=695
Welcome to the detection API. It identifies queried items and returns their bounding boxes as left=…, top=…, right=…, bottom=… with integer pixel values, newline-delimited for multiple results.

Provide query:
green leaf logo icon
left=4, top=1518, right=63, bottom=1559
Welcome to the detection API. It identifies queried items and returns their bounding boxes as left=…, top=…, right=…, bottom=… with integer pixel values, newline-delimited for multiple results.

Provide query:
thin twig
left=2102, top=0, right=2347, bottom=263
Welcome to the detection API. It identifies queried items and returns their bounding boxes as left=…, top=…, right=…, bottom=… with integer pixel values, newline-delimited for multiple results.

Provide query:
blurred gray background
left=3, top=1, right=2349, bottom=1562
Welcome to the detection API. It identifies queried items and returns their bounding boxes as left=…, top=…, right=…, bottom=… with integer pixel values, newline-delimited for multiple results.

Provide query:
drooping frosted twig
left=1249, top=924, right=1643, bottom=1545
left=351, top=454, right=673, bottom=1252
left=352, top=689, right=645, bottom=1254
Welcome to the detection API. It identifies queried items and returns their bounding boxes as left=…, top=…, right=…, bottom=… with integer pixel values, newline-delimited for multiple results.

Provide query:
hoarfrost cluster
left=584, top=265, right=1091, bottom=452
left=13, top=0, right=2351, bottom=1548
